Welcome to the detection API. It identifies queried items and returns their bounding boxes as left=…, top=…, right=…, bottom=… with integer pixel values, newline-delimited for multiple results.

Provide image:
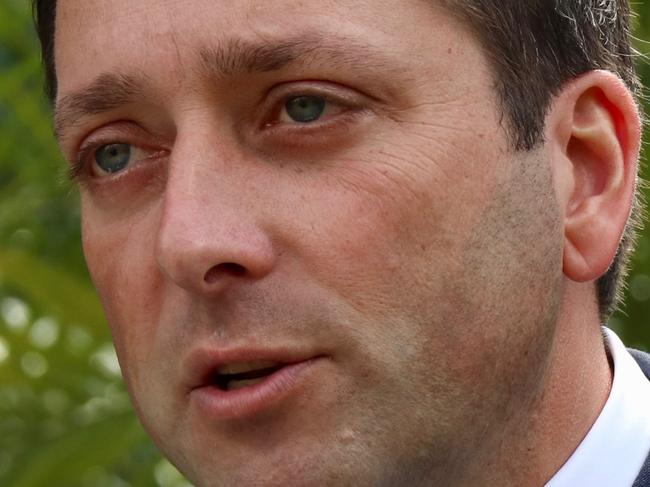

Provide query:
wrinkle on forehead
left=53, top=29, right=413, bottom=140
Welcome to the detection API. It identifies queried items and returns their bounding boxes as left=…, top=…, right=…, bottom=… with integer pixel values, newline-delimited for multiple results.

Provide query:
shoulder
left=628, top=348, right=650, bottom=487
left=628, top=348, right=650, bottom=380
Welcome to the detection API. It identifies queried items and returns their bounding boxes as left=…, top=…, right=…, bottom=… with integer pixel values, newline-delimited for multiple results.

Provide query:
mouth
left=212, top=360, right=289, bottom=391
left=187, top=350, right=323, bottom=419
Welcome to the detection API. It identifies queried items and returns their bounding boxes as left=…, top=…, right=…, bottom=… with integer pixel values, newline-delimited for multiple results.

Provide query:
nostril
left=204, top=262, right=247, bottom=284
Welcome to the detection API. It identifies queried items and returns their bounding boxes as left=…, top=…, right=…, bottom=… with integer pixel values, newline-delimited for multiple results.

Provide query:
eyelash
left=70, top=139, right=146, bottom=183
left=69, top=87, right=366, bottom=183
left=265, top=85, right=361, bottom=123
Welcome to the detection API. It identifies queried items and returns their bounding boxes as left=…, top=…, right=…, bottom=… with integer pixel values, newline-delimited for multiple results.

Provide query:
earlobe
left=549, top=71, right=640, bottom=283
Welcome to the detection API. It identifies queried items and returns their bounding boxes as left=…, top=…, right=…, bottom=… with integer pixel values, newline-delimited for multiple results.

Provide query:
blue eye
left=284, top=96, right=327, bottom=123
left=95, top=143, right=131, bottom=174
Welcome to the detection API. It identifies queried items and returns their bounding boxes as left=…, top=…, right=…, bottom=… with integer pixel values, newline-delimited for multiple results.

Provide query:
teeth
left=217, top=360, right=280, bottom=375
left=227, top=377, right=265, bottom=391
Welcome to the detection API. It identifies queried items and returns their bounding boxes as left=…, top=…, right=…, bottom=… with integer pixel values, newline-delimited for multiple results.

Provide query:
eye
left=279, top=95, right=328, bottom=123
left=94, top=143, right=132, bottom=174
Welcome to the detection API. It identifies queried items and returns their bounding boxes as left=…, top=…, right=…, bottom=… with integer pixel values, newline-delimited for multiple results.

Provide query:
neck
left=470, top=281, right=613, bottom=486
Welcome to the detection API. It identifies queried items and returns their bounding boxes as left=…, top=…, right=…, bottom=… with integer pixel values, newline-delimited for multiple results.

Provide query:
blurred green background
left=1, top=1, right=650, bottom=486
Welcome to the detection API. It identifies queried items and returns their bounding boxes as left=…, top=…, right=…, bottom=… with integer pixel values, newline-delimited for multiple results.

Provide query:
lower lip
left=190, top=358, right=320, bottom=420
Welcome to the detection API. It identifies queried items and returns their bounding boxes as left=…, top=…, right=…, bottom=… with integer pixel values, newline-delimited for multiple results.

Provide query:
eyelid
left=261, top=81, right=370, bottom=126
left=71, top=131, right=166, bottom=183
left=68, top=139, right=162, bottom=183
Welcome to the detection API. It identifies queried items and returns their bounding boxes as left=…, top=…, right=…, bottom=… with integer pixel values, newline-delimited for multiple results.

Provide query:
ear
left=546, top=70, right=641, bottom=283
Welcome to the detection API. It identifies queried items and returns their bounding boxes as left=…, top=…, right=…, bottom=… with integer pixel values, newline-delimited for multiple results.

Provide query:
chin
left=166, top=446, right=367, bottom=487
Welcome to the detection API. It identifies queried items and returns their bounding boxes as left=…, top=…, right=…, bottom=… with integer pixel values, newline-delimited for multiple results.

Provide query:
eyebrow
left=54, top=34, right=397, bottom=139
left=196, top=34, right=387, bottom=78
left=54, top=72, right=147, bottom=139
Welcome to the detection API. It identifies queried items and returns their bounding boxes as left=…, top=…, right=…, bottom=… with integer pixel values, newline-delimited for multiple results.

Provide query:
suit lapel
left=629, top=349, right=650, bottom=487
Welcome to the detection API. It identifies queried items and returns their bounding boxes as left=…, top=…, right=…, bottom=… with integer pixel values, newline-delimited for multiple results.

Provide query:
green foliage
left=0, top=2, right=189, bottom=486
left=0, top=1, right=649, bottom=485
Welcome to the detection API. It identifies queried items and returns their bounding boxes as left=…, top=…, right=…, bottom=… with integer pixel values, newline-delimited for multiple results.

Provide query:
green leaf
left=0, top=248, right=106, bottom=337
left=7, top=413, right=148, bottom=487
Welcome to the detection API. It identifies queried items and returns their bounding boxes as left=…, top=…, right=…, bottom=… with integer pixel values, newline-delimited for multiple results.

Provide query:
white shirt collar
left=546, top=328, right=650, bottom=487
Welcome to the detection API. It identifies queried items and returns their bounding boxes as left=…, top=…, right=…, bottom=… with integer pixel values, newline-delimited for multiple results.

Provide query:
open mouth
left=212, top=360, right=287, bottom=391
left=189, top=353, right=322, bottom=418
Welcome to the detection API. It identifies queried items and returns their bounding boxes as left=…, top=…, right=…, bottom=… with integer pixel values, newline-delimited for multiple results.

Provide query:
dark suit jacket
left=630, top=349, right=650, bottom=487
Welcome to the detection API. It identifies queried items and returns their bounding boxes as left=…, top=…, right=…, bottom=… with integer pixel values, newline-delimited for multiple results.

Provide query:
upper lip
left=184, top=345, right=319, bottom=391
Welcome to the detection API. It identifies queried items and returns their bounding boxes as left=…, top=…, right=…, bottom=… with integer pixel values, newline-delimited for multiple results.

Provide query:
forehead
left=54, top=0, right=478, bottom=95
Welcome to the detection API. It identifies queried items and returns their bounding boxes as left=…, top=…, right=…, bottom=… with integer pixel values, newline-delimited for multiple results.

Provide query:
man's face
left=55, top=0, right=565, bottom=484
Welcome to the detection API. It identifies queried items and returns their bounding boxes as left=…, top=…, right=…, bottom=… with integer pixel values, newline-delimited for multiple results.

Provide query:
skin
left=53, top=0, right=640, bottom=485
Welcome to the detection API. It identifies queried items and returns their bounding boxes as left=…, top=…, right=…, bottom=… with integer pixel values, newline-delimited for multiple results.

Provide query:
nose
left=155, top=140, right=276, bottom=297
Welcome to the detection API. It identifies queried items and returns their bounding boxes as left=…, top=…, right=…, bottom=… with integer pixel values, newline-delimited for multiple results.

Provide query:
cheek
left=301, top=136, right=562, bottom=363
left=296, top=140, right=502, bottom=316
left=81, top=201, right=163, bottom=379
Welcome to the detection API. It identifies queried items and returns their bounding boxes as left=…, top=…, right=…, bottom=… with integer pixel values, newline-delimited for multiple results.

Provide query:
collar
left=546, top=328, right=650, bottom=487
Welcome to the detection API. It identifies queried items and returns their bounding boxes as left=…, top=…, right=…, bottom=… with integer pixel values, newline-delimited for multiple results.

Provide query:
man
left=33, top=0, right=650, bottom=485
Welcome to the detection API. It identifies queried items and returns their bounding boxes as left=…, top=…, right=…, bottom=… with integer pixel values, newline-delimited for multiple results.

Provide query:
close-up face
left=54, top=0, right=566, bottom=485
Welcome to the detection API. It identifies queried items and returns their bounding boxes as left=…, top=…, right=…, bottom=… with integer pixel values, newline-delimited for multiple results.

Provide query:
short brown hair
left=32, top=0, right=643, bottom=319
